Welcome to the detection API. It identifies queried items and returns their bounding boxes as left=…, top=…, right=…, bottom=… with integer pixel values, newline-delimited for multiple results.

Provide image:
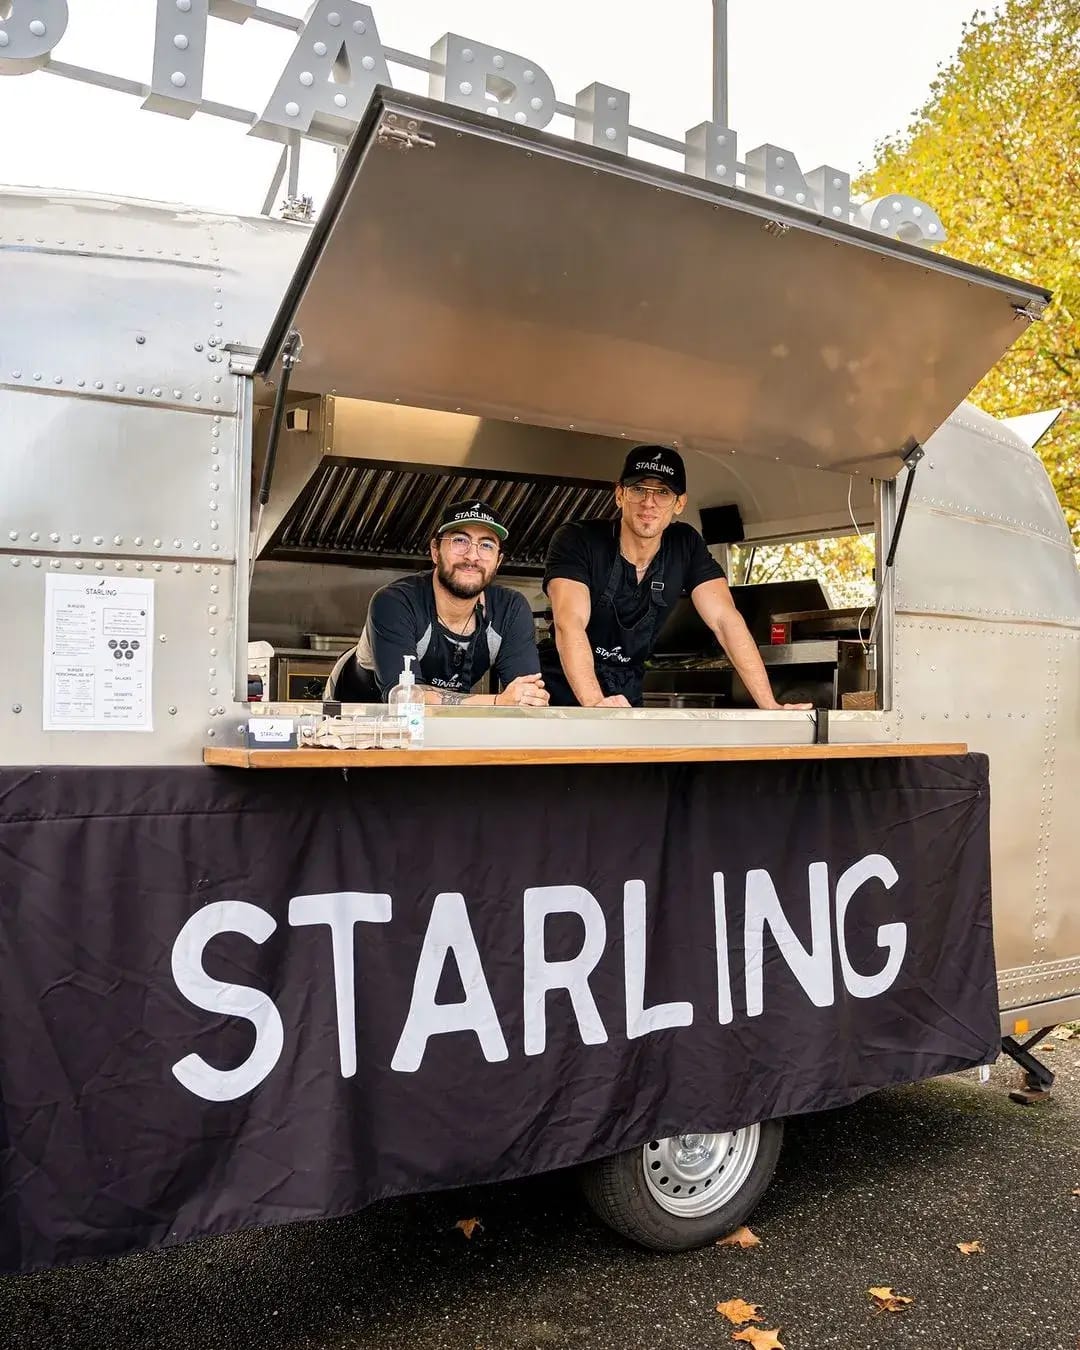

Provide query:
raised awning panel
left=257, top=90, right=1050, bottom=479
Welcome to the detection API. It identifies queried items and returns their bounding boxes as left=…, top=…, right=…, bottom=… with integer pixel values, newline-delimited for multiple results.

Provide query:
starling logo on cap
left=437, top=498, right=509, bottom=540
left=454, top=502, right=495, bottom=526
left=620, top=445, right=687, bottom=494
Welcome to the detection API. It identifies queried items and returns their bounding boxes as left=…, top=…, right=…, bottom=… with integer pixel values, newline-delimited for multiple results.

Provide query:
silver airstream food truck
left=1, top=6, right=1078, bottom=1275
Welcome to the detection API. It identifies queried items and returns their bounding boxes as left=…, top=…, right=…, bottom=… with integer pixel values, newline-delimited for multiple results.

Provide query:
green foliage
left=856, top=0, right=1079, bottom=545
left=731, top=535, right=876, bottom=608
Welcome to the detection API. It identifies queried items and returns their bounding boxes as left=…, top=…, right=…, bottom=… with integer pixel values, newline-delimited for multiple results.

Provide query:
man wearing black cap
left=540, top=447, right=810, bottom=710
left=326, top=499, right=549, bottom=706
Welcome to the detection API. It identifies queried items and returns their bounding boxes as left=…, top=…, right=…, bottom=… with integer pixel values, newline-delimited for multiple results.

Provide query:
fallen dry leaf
left=454, top=1217, right=483, bottom=1240
left=869, top=1286, right=915, bottom=1313
left=956, top=1240, right=984, bottom=1256
left=717, top=1226, right=762, bottom=1249
left=732, top=1329, right=785, bottom=1350
left=716, top=1298, right=764, bottom=1325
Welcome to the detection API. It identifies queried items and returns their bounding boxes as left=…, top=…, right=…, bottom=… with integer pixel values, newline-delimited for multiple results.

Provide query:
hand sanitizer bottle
left=388, top=654, right=424, bottom=747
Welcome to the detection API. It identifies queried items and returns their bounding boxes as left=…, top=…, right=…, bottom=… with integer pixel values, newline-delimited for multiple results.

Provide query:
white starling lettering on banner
left=168, top=858, right=909, bottom=1103
left=0, top=0, right=947, bottom=242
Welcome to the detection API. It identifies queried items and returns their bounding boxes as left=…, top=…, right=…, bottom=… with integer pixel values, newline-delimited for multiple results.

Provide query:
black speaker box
left=698, top=503, right=745, bottom=545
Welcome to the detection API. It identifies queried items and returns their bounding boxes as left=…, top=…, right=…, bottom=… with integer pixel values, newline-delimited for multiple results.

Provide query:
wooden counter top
left=204, top=743, right=968, bottom=769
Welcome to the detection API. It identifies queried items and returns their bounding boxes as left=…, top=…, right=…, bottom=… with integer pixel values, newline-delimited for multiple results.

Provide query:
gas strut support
left=885, top=440, right=925, bottom=570
left=249, top=330, right=303, bottom=588
left=257, top=329, right=304, bottom=509
left=856, top=438, right=926, bottom=657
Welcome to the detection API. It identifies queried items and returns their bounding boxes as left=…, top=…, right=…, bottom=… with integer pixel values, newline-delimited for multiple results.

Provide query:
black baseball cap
left=619, top=445, right=687, bottom=495
left=436, top=498, right=509, bottom=541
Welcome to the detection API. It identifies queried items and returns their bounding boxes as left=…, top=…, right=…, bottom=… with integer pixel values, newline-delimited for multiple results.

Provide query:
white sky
left=0, top=0, right=998, bottom=217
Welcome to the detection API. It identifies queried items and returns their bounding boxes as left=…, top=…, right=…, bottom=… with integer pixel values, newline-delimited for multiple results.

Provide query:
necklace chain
left=436, top=604, right=477, bottom=639
left=622, top=550, right=655, bottom=578
left=619, top=527, right=661, bottom=579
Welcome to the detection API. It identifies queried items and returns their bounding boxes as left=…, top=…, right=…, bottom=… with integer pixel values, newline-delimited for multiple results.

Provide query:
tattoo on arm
left=415, top=684, right=470, bottom=706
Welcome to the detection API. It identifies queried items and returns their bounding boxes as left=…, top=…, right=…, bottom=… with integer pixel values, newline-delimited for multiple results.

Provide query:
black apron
left=330, top=603, right=485, bottom=701
left=542, top=547, right=668, bottom=706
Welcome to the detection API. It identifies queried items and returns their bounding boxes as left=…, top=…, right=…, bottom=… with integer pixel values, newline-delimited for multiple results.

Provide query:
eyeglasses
left=445, top=533, right=499, bottom=558
left=623, top=484, right=677, bottom=504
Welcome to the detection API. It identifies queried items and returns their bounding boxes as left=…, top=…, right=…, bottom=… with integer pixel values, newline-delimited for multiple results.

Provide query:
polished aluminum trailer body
left=2, top=92, right=1077, bottom=1030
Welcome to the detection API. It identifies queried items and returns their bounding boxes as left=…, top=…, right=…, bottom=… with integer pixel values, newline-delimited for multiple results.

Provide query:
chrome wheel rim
left=642, top=1126, right=761, bottom=1218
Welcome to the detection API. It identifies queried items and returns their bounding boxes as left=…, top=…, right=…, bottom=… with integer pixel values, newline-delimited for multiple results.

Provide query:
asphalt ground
left=1, top=1051, right=1078, bottom=1350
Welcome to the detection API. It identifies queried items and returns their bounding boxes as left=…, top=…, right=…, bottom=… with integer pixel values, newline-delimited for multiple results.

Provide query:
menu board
left=42, top=575, right=154, bottom=732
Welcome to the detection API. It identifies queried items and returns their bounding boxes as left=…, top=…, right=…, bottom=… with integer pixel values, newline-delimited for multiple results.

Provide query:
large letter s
left=171, top=900, right=284, bottom=1102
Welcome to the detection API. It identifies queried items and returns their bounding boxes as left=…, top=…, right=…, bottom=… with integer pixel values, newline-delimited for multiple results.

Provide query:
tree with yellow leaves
left=857, top=0, right=1079, bottom=546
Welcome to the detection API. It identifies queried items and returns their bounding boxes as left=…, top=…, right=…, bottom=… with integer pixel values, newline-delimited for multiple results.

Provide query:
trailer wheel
left=578, top=1121, right=783, bottom=1252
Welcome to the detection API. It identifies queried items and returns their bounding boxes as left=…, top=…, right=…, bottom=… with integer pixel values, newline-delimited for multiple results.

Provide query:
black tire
left=578, top=1121, right=784, bottom=1252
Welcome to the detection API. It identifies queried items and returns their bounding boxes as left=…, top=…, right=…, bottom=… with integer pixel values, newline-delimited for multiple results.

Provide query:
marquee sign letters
left=0, top=0, right=945, bottom=240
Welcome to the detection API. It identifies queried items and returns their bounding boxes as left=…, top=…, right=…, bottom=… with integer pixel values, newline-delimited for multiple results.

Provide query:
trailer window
left=729, top=534, right=876, bottom=609
left=713, top=530, right=883, bottom=712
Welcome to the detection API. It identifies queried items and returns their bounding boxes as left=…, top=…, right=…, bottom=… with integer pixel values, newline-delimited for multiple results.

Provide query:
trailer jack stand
left=1000, top=1031, right=1055, bottom=1105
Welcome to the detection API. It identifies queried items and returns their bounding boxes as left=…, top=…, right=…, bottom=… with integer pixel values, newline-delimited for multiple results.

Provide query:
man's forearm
left=415, top=686, right=494, bottom=707
left=555, top=626, right=605, bottom=706
left=715, top=618, right=779, bottom=709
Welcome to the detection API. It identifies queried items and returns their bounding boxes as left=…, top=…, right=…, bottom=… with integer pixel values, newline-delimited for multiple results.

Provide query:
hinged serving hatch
left=256, top=89, right=1051, bottom=479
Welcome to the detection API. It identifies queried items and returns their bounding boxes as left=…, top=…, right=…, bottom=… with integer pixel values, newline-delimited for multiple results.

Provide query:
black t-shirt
left=326, top=572, right=541, bottom=702
left=543, top=518, right=725, bottom=630
left=539, top=518, right=725, bottom=705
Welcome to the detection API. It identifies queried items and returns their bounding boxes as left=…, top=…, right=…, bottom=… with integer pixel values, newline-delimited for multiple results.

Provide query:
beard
left=436, top=555, right=492, bottom=600
left=623, top=510, right=667, bottom=541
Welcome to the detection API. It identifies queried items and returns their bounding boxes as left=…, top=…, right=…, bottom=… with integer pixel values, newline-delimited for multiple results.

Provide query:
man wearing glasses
left=326, top=499, right=549, bottom=706
left=540, top=446, right=810, bottom=710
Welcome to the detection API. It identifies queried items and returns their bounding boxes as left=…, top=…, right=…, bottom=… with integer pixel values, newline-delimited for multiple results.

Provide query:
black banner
left=0, top=756, right=997, bottom=1273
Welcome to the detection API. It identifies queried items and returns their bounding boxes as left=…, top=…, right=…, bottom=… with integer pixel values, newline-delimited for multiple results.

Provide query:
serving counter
left=205, top=742, right=967, bottom=768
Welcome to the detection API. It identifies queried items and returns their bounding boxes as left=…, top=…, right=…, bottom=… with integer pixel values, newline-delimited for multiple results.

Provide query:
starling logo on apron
left=589, top=549, right=668, bottom=703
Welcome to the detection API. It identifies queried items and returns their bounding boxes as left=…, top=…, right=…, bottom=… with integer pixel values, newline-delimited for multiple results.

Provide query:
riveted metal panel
left=0, top=390, right=237, bottom=562
left=1040, top=630, right=1080, bottom=995
left=895, top=507, right=1080, bottom=625
left=895, top=617, right=1080, bottom=1006
left=917, top=405, right=1072, bottom=548
left=199, top=209, right=308, bottom=368
left=0, top=559, right=236, bottom=767
left=999, top=959, right=1080, bottom=1011
left=999, top=993, right=1080, bottom=1034
left=0, top=188, right=308, bottom=416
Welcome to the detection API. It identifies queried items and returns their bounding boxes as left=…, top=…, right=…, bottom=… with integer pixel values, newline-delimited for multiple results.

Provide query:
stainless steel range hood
left=252, top=396, right=624, bottom=573
left=257, top=88, right=1050, bottom=480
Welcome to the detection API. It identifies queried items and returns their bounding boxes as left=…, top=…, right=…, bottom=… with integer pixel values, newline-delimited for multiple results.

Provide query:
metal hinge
left=280, top=194, right=315, bottom=223
left=1012, top=298, right=1048, bottom=322
left=376, top=123, right=437, bottom=152
left=281, top=329, right=304, bottom=372
left=902, top=441, right=925, bottom=470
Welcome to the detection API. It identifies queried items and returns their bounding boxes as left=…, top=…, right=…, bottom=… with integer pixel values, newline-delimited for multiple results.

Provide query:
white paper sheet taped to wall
left=42, top=575, right=155, bottom=732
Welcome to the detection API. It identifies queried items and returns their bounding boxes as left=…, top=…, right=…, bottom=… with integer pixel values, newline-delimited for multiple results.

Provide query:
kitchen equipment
left=303, top=633, right=359, bottom=652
